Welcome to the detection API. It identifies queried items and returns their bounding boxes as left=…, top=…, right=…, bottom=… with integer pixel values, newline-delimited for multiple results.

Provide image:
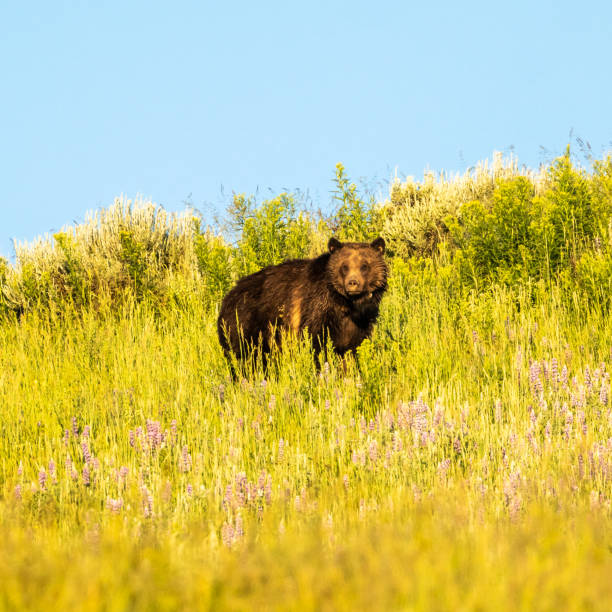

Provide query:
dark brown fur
left=217, top=237, right=388, bottom=366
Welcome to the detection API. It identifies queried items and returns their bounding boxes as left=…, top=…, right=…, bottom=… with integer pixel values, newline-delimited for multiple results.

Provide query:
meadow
left=1, top=151, right=612, bottom=610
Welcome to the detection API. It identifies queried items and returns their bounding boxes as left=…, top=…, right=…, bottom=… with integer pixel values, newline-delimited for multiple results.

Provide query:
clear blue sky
left=2, top=0, right=611, bottom=259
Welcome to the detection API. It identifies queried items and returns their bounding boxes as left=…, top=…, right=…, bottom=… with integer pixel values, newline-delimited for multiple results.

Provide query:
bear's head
left=327, top=237, right=388, bottom=300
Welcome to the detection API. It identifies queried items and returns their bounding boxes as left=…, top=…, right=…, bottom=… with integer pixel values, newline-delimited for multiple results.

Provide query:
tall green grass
left=1, top=151, right=612, bottom=610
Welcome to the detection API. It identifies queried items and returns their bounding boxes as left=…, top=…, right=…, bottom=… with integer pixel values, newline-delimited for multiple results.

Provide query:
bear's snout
left=345, top=277, right=362, bottom=294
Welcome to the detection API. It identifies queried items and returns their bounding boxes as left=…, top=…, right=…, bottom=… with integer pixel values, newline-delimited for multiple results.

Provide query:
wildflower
left=368, top=439, right=378, bottom=463
left=551, top=358, right=559, bottom=384
left=324, top=399, right=331, bottom=411
left=433, top=402, right=444, bottom=427
left=223, top=485, right=234, bottom=510
left=392, top=431, right=402, bottom=453
left=15, top=485, right=22, bottom=501
left=146, top=420, right=162, bottom=449
left=38, top=470, right=47, bottom=491
left=437, top=458, right=451, bottom=478
left=186, top=484, right=193, bottom=496
left=278, top=438, right=285, bottom=461
left=71, top=416, right=78, bottom=436
left=82, top=465, right=90, bottom=486
left=179, top=446, right=192, bottom=473
left=560, top=365, right=569, bottom=387
left=235, top=514, right=244, bottom=538
left=585, top=366, right=593, bottom=394
left=119, top=466, right=128, bottom=480
left=48, top=459, right=56, bottom=482
left=141, top=486, right=153, bottom=517
left=81, top=441, right=91, bottom=464
left=563, top=411, right=573, bottom=440
left=600, top=382, right=609, bottom=407
left=63, top=429, right=70, bottom=447
left=221, top=522, right=235, bottom=548
left=129, top=430, right=135, bottom=447
left=106, top=497, right=123, bottom=514
left=82, top=425, right=90, bottom=439
left=170, top=419, right=178, bottom=438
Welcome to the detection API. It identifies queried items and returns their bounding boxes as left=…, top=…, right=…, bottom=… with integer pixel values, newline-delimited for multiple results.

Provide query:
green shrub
left=228, top=192, right=317, bottom=277
left=332, top=163, right=384, bottom=242
left=193, top=218, right=234, bottom=306
left=446, top=176, right=536, bottom=286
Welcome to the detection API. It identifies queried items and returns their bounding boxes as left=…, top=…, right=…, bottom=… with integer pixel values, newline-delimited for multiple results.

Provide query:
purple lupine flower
left=119, top=465, right=128, bottom=480
left=82, top=425, right=90, bottom=439
left=551, top=358, right=559, bottom=384
left=392, top=431, right=402, bottom=453
left=186, top=484, right=193, bottom=496
left=585, top=367, right=593, bottom=394
left=146, top=420, right=162, bottom=449
left=324, top=399, right=331, bottom=411
left=106, top=497, right=124, bottom=513
left=560, top=365, right=569, bottom=387
left=71, top=416, right=78, bottom=436
left=221, top=522, right=235, bottom=548
left=129, top=429, right=135, bottom=448
left=141, top=486, right=153, bottom=518
left=235, top=514, right=244, bottom=538
left=433, top=403, right=444, bottom=427
left=577, top=410, right=587, bottom=435
left=578, top=454, right=585, bottom=479
left=81, top=441, right=91, bottom=464
left=180, top=446, right=192, bottom=473
left=38, top=469, right=47, bottom=490
left=545, top=421, right=552, bottom=440
left=368, top=439, right=379, bottom=463
left=437, top=458, right=451, bottom=477
left=359, top=417, right=367, bottom=435
left=15, top=484, right=22, bottom=501
left=600, top=382, right=609, bottom=407
left=223, top=484, right=234, bottom=510
left=529, top=406, right=537, bottom=425
left=563, top=411, right=573, bottom=440
left=82, top=465, right=90, bottom=486
left=48, top=459, right=56, bottom=482
left=170, top=419, right=178, bottom=438
left=278, top=438, right=285, bottom=461
left=63, top=429, right=70, bottom=447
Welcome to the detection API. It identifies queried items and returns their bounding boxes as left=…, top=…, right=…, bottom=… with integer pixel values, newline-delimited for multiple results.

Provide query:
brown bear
left=217, top=237, right=388, bottom=367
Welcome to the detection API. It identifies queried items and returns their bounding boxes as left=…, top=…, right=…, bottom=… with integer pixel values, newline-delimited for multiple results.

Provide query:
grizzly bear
left=217, top=237, right=388, bottom=367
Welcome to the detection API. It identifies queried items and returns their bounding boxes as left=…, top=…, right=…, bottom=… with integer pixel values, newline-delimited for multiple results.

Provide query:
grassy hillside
left=2, top=151, right=612, bottom=610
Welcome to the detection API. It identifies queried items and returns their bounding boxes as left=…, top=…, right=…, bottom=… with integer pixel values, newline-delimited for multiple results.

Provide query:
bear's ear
left=371, top=237, right=385, bottom=254
left=328, top=237, right=343, bottom=253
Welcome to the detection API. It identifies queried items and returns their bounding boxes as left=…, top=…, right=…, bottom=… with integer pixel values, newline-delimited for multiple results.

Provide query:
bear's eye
left=340, top=264, right=349, bottom=275
left=360, top=263, right=369, bottom=273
